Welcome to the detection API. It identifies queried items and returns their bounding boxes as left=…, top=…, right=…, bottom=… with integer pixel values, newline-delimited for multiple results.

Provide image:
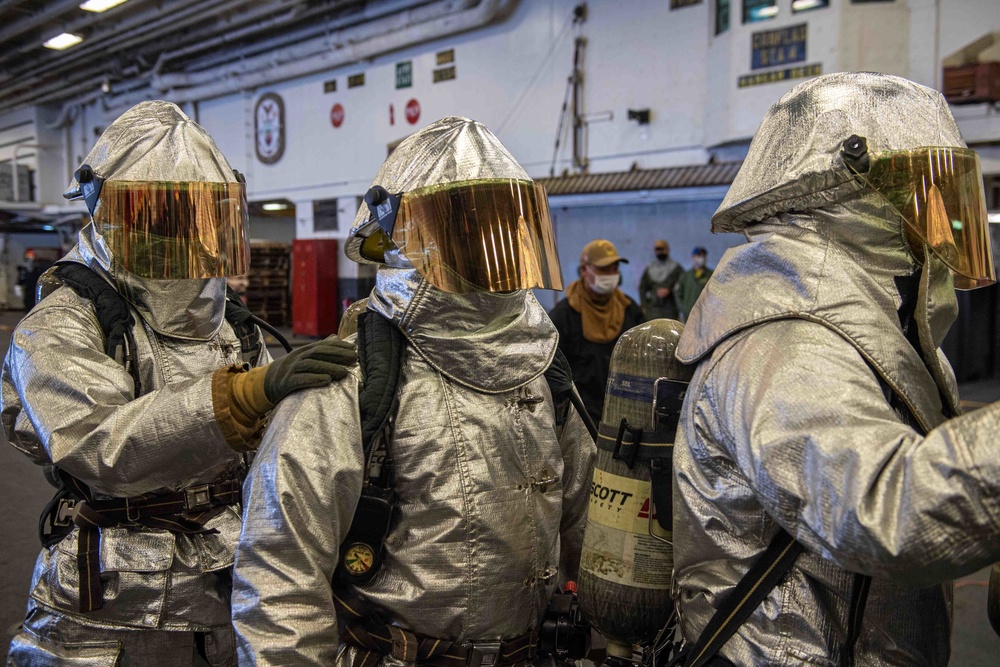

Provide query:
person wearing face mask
left=639, top=239, right=683, bottom=320
left=232, top=117, right=595, bottom=667
left=549, top=239, right=645, bottom=425
left=670, top=72, right=1000, bottom=666
left=2, top=101, right=355, bottom=666
left=674, top=246, right=713, bottom=322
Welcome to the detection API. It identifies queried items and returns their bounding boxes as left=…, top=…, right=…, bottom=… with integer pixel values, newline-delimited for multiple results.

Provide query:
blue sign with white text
left=751, top=24, right=807, bottom=70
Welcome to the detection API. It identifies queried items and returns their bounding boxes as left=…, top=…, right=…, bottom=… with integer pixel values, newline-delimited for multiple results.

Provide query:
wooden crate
left=246, top=242, right=291, bottom=328
left=943, top=62, right=1000, bottom=104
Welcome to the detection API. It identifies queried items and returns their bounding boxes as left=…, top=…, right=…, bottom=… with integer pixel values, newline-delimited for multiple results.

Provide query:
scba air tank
left=578, top=319, right=693, bottom=660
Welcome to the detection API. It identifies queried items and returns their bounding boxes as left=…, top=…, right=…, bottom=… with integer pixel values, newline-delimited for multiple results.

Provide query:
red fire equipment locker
left=292, top=238, right=339, bottom=336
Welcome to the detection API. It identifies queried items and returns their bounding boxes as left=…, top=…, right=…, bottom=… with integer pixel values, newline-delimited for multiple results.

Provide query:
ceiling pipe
left=12, top=0, right=513, bottom=118
left=0, top=0, right=198, bottom=72
left=1, top=0, right=429, bottom=112
left=0, top=0, right=322, bottom=113
left=0, top=0, right=31, bottom=20
left=150, top=8, right=302, bottom=78
left=158, top=0, right=434, bottom=76
left=28, top=72, right=152, bottom=111
left=0, top=0, right=109, bottom=48
left=153, top=0, right=490, bottom=95
left=0, top=0, right=244, bottom=90
left=27, top=0, right=417, bottom=119
left=0, top=0, right=272, bottom=115
left=176, top=0, right=438, bottom=73
left=47, top=102, right=80, bottom=131
left=166, top=0, right=514, bottom=104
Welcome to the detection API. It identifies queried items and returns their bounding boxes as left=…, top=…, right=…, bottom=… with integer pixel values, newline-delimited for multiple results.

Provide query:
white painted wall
left=79, top=1, right=1000, bottom=203
left=4, top=0, right=999, bottom=214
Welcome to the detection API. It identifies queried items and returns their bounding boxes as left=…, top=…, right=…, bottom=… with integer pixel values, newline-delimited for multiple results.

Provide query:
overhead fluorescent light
left=792, top=0, right=823, bottom=10
left=262, top=202, right=290, bottom=211
left=79, top=0, right=130, bottom=12
left=755, top=6, right=779, bottom=18
left=43, top=33, right=83, bottom=50
left=988, top=212, right=1000, bottom=224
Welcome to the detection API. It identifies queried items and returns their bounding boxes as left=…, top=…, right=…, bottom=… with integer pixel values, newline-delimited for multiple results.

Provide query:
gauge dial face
left=344, top=543, right=375, bottom=575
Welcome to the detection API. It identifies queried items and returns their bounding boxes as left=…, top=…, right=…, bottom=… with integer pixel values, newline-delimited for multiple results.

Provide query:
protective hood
left=677, top=195, right=960, bottom=432
left=63, top=101, right=238, bottom=339
left=356, top=117, right=557, bottom=392
left=65, top=101, right=239, bottom=198
left=346, top=116, right=536, bottom=264
left=681, top=73, right=972, bottom=426
left=713, top=72, right=965, bottom=233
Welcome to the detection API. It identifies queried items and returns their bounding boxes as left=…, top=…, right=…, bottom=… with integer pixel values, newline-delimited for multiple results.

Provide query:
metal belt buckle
left=468, top=642, right=502, bottom=667
left=53, top=498, right=77, bottom=527
left=184, top=484, right=212, bottom=511
left=125, top=497, right=141, bottom=522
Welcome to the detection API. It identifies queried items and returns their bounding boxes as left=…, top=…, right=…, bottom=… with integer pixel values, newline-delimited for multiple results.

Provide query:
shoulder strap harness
left=334, top=317, right=593, bottom=587
left=334, top=310, right=407, bottom=586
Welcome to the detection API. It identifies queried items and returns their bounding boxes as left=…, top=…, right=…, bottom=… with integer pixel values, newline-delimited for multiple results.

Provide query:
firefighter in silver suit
left=232, top=116, right=596, bottom=666
left=671, top=72, right=1000, bottom=666
left=2, top=101, right=354, bottom=666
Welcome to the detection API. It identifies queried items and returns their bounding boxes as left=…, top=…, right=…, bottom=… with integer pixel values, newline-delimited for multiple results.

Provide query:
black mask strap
left=364, top=185, right=403, bottom=237
left=75, top=164, right=105, bottom=218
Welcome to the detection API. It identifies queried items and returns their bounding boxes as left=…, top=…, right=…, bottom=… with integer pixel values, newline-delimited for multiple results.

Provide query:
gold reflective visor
left=93, top=180, right=250, bottom=279
left=863, top=147, right=995, bottom=290
left=389, top=179, right=564, bottom=293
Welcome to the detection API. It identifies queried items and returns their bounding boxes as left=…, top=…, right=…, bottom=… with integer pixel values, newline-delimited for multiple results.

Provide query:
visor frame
left=384, top=178, right=564, bottom=294
left=860, top=146, right=995, bottom=290
left=93, top=179, right=251, bottom=280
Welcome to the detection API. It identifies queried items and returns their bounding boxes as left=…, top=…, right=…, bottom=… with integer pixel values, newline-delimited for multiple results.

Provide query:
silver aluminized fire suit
left=2, top=103, right=269, bottom=666
left=233, top=117, right=595, bottom=667
left=671, top=72, right=1000, bottom=666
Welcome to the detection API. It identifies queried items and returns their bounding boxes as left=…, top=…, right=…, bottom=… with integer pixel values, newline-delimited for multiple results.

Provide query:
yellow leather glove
left=212, top=366, right=274, bottom=452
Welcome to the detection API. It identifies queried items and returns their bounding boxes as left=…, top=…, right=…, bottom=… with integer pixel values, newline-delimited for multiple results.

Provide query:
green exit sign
left=396, top=61, right=413, bottom=89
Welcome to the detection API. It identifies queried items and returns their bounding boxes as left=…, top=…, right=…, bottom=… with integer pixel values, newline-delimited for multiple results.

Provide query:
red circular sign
left=330, top=103, right=345, bottom=128
left=405, top=98, right=420, bottom=125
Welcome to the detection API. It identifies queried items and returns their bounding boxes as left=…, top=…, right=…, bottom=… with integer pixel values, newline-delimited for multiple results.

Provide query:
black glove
left=263, top=336, right=357, bottom=403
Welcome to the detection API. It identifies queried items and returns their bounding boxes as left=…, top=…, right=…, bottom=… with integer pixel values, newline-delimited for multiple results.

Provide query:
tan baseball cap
left=580, top=239, right=628, bottom=267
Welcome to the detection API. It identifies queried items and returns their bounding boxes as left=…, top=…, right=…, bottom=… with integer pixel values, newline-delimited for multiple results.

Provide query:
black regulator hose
left=249, top=314, right=293, bottom=353
left=569, top=388, right=599, bottom=442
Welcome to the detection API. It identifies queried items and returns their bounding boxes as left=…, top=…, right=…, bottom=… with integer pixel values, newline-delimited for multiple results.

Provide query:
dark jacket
left=549, top=295, right=645, bottom=425
left=638, top=262, right=683, bottom=320
left=675, top=266, right=713, bottom=319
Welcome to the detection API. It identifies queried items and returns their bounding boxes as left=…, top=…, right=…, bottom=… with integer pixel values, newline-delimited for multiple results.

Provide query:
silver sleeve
left=4, top=304, right=235, bottom=497
left=232, top=377, right=365, bottom=667
left=704, top=320, right=1000, bottom=584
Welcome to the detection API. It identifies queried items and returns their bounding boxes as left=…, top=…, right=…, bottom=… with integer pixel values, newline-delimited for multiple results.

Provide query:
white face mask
left=692, top=256, right=706, bottom=269
left=589, top=272, right=620, bottom=295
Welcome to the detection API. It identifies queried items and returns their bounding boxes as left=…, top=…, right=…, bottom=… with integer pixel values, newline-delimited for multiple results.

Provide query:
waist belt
left=64, top=476, right=243, bottom=613
left=341, top=619, right=538, bottom=667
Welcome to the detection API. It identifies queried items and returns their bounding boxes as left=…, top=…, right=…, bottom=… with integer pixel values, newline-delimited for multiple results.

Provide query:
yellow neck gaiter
left=566, top=279, right=628, bottom=344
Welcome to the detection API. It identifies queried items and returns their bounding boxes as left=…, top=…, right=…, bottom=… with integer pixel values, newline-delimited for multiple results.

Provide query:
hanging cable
left=495, top=8, right=576, bottom=136
left=549, top=78, right=574, bottom=176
